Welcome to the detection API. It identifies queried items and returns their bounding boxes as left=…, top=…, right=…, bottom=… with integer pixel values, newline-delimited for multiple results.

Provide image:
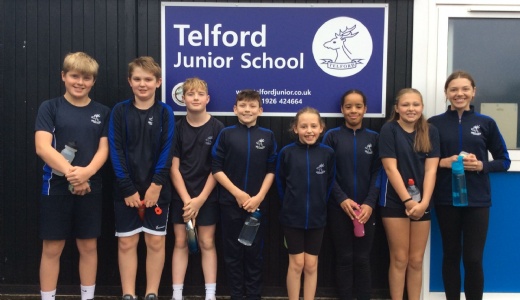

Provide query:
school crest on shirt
left=205, top=136, right=214, bottom=145
left=471, top=125, right=481, bottom=136
left=255, top=139, right=265, bottom=149
left=148, top=117, right=153, bottom=126
left=316, top=163, right=326, bottom=175
left=365, top=143, right=373, bottom=155
left=90, top=114, right=102, bottom=124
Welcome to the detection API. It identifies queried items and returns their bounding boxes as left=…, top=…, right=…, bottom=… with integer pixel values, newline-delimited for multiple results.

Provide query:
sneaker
left=144, top=293, right=157, bottom=300
left=122, top=295, right=138, bottom=300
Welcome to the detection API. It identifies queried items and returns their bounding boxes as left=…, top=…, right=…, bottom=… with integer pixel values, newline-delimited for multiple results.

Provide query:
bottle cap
left=251, top=209, right=261, bottom=219
left=65, top=141, right=78, bottom=151
left=408, top=178, right=415, bottom=186
left=452, top=155, right=465, bottom=174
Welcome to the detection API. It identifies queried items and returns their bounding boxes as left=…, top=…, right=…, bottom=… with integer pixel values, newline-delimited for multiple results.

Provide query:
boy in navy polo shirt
left=212, top=89, right=277, bottom=300
left=35, top=52, right=110, bottom=300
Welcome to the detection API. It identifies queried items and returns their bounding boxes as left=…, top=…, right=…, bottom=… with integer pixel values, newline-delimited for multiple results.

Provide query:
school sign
left=161, top=3, right=388, bottom=117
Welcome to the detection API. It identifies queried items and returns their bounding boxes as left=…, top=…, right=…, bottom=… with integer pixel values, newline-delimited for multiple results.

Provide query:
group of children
left=35, top=51, right=510, bottom=300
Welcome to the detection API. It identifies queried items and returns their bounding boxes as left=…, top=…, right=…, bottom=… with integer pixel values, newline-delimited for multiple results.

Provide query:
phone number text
left=262, top=98, right=303, bottom=105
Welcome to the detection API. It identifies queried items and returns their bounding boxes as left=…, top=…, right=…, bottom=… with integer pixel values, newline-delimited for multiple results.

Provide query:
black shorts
left=170, top=199, right=219, bottom=226
left=379, top=206, right=431, bottom=221
left=114, top=201, right=170, bottom=237
left=39, top=193, right=102, bottom=240
left=283, top=227, right=325, bottom=256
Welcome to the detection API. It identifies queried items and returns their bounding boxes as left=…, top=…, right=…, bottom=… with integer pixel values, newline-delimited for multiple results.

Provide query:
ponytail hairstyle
left=389, top=88, right=431, bottom=153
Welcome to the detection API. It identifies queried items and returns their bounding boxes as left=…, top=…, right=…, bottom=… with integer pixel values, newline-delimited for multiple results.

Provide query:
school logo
left=256, top=139, right=265, bottom=150
left=205, top=136, right=214, bottom=145
left=91, top=114, right=101, bottom=124
left=148, top=117, right=153, bottom=126
left=365, top=143, right=373, bottom=155
left=471, top=125, right=481, bottom=136
left=171, top=82, right=185, bottom=106
left=312, top=17, right=373, bottom=78
left=316, top=163, right=326, bottom=175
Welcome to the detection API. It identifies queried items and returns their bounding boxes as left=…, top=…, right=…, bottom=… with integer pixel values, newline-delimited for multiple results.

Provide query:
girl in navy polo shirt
left=379, top=88, right=440, bottom=300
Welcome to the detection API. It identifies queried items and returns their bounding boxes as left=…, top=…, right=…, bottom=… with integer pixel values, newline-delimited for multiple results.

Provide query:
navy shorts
left=283, top=226, right=325, bottom=256
left=170, top=199, right=219, bottom=226
left=39, top=193, right=102, bottom=240
left=380, top=206, right=431, bottom=221
left=114, top=201, right=170, bottom=237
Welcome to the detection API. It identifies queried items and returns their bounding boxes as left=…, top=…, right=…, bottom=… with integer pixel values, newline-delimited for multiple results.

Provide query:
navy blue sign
left=161, top=3, right=388, bottom=117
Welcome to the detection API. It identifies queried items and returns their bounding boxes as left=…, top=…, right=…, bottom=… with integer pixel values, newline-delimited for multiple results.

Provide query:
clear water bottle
left=452, top=155, right=468, bottom=206
left=407, top=178, right=421, bottom=202
left=52, top=141, right=77, bottom=176
left=186, top=220, right=199, bottom=254
left=238, top=209, right=261, bottom=246
left=352, top=209, right=365, bottom=237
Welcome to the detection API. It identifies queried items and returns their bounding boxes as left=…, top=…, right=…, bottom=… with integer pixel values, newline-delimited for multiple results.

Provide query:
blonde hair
left=62, top=52, right=99, bottom=79
left=182, top=77, right=208, bottom=95
left=128, top=56, right=161, bottom=79
left=390, top=88, right=432, bottom=153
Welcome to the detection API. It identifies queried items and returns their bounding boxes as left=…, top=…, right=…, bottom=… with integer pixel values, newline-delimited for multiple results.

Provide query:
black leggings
left=435, top=205, right=489, bottom=300
left=327, top=205, right=376, bottom=300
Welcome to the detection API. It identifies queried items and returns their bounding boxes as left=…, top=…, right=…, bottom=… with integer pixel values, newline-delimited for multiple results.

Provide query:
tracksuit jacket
left=323, top=125, right=381, bottom=209
left=109, top=99, right=175, bottom=204
left=428, top=106, right=510, bottom=207
left=211, top=123, right=277, bottom=207
left=276, top=140, right=335, bottom=229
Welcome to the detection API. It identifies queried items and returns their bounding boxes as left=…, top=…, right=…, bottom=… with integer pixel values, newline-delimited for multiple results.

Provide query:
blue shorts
left=39, top=193, right=102, bottom=240
left=114, top=201, right=170, bottom=237
left=170, top=199, right=219, bottom=226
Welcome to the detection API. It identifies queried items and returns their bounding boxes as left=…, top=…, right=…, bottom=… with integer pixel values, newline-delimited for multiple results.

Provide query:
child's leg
left=144, top=232, right=166, bottom=296
left=287, top=253, right=304, bottom=300
left=220, top=205, right=245, bottom=299
left=198, top=224, right=217, bottom=299
left=76, top=238, right=98, bottom=286
left=302, top=253, right=319, bottom=300
left=172, top=223, right=188, bottom=299
left=40, top=239, right=66, bottom=291
left=118, top=234, right=140, bottom=296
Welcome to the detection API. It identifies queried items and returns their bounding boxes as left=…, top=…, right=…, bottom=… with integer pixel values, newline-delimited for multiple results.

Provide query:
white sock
left=172, top=284, right=183, bottom=300
left=81, top=284, right=95, bottom=300
left=205, top=283, right=216, bottom=300
left=41, top=289, right=56, bottom=300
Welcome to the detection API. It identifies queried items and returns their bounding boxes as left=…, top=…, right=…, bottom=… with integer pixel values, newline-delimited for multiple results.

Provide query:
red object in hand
left=138, top=200, right=145, bottom=220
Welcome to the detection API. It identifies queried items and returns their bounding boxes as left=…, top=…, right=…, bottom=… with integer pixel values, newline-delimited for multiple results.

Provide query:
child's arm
left=183, top=173, right=217, bottom=222
left=406, top=156, right=439, bottom=219
left=35, top=131, right=73, bottom=176
left=213, top=171, right=250, bottom=207
left=381, top=157, right=418, bottom=212
left=66, top=137, right=109, bottom=195
left=242, top=173, right=274, bottom=213
left=144, top=105, right=175, bottom=207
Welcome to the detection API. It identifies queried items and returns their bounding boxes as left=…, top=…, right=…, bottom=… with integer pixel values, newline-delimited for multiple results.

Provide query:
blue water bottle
left=452, top=156, right=468, bottom=206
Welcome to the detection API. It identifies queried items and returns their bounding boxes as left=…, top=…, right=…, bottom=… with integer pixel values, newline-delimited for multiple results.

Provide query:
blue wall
left=430, top=172, right=520, bottom=292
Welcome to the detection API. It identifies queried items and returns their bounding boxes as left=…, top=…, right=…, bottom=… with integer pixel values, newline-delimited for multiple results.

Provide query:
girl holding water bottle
left=275, top=107, right=335, bottom=300
left=378, top=88, right=440, bottom=300
left=323, top=89, right=381, bottom=300
left=429, top=71, right=510, bottom=300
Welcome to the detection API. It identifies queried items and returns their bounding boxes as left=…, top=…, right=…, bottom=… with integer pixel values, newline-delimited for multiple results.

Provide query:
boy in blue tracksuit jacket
left=212, top=90, right=277, bottom=300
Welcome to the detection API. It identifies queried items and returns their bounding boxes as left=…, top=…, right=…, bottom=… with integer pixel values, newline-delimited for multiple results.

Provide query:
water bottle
left=186, top=220, right=199, bottom=254
left=238, top=209, right=261, bottom=246
left=52, top=141, right=77, bottom=176
left=452, top=155, right=468, bottom=206
left=407, top=179, right=421, bottom=202
left=352, top=209, right=365, bottom=237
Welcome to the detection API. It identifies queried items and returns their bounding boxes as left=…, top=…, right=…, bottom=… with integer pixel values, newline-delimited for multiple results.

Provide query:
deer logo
left=321, top=25, right=363, bottom=69
left=312, top=16, right=373, bottom=78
